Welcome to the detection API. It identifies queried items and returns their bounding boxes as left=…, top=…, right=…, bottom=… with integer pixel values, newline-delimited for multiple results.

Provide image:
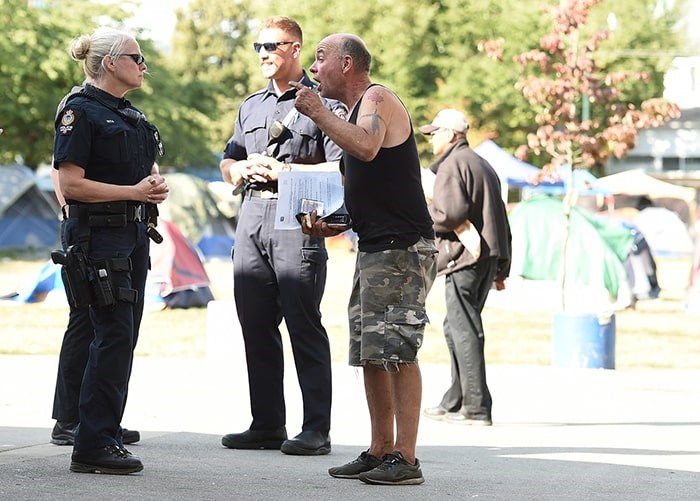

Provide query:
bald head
left=321, top=33, right=372, bottom=74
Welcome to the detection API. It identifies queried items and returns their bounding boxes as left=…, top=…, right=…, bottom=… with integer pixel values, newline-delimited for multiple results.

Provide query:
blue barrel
left=552, top=312, right=615, bottom=369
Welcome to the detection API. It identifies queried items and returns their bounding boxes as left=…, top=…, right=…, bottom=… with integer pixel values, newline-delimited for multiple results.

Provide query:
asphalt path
left=1, top=353, right=698, bottom=500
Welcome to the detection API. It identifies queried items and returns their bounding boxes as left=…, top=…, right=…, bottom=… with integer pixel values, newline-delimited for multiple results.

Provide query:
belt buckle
left=134, top=204, right=143, bottom=221
left=259, top=190, right=276, bottom=200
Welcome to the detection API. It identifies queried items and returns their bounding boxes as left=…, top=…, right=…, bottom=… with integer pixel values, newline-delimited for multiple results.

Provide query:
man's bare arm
left=291, top=83, right=396, bottom=162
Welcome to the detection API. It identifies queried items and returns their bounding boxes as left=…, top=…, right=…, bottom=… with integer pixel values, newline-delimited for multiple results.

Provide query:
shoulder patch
left=59, top=109, right=76, bottom=135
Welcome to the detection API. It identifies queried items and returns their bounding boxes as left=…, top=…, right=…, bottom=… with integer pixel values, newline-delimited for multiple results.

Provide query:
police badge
left=59, top=109, right=75, bottom=135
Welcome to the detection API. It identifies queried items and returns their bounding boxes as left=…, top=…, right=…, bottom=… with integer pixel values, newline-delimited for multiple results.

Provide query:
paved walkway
left=1, top=355, right=699, bottom=500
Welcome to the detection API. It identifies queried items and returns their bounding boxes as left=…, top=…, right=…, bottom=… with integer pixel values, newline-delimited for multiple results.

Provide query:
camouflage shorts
left=347, top=237, right=437, bottom=369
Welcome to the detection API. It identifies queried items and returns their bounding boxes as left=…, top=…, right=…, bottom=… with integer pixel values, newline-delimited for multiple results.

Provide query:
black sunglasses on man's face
left=253, top=41, right=294, bottom=53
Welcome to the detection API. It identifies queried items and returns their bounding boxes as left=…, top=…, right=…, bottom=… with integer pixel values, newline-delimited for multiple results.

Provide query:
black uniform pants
left=52, top=219, right=94, bottom=424
left=440, top=257, right=497, bottom=420
left=233, top=194, right=332, bottom=433
left=51, top=300, right=92, bottom=423
left=63, top=219, right=150, bottom=451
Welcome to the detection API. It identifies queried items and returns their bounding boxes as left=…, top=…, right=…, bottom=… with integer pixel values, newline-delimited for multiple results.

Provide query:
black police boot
left=70, top=444, right=143, bottom=474
left=51, top=421, right=78, bottom=446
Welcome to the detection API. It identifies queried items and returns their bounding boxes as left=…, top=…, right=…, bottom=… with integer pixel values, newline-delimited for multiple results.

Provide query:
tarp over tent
left=508, top=195, right=636, bottom=309
left=473, top=140, right=563, bottom=200
left=149, top=218, right=214, bottom=308
left=595, top=169, right=696, bottom=203
left=595, top=169, right=697, bottom=224
left=633, top=207, right=694, bottom=257
left=0, top=164, right=60, bottom=249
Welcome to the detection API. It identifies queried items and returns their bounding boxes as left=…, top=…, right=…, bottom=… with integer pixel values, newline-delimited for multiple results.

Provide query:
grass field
left=1, top=244, right=698, bottom=369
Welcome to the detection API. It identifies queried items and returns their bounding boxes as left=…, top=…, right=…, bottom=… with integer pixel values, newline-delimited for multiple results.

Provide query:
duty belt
left=64, top=202, right=147, bottom=226
left=245, top=187, right=278, bottom=199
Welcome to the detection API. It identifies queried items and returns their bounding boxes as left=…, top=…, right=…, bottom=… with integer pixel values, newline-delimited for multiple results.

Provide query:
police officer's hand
left=137, top=175, right=169, bottom=204
left=247, top=153, right=287, bottom=181
left=239, top=157, right=274, bottom=184
left=299, top=210, right=347, bottom=238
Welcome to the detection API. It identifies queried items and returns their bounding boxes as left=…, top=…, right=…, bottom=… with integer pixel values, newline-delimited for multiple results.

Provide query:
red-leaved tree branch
left=479, top=0, right=680, bottom=178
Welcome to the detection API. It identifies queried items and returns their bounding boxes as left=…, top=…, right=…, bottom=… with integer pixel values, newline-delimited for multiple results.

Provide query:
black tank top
left=341, top=85, right=434, bottom=252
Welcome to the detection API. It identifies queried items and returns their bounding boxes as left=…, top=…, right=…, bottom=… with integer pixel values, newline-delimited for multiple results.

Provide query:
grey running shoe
left=358, top=451, right=425, bottom=485
left=328, top=449, right=383, bottom=479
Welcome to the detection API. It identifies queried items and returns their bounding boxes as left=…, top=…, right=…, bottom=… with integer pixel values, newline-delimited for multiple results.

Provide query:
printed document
left=274, top=171, right=345, bottom=230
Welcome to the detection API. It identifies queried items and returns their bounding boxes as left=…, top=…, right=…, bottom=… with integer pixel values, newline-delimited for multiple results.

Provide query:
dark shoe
left=444, top=412, right=492, bottom=426
left=280, top=430, right=331, bottom=456
left=221, top=428, right=287, bottom=450
left=70, top=444, right=143, bottom=474
left=359, top=451, right=424, bottom=485
left=328, top=450, right=383, bottom=479
left=51, top=421, right=77, bottom=446
left=51, top=422, right=141, bottom=446
left=121, top=428, right=141, bottom=445
left=422, top=405, right=449, bottom=420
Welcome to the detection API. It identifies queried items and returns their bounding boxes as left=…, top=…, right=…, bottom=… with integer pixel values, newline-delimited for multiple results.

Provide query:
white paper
left=274, top=171, right=345, bottom=229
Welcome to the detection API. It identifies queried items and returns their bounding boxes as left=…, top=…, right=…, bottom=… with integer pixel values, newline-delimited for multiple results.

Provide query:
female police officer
left=53, top=27, right=168, bottom=475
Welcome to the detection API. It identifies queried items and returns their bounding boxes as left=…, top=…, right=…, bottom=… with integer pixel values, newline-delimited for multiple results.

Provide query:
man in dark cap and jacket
left=419, top=109, right=511, bottom=426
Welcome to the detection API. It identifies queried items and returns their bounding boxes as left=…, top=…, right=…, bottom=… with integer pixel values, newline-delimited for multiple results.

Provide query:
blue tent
left=473, top=140, right=563, bottom=189
left=0, top=164, right=60, bottom=250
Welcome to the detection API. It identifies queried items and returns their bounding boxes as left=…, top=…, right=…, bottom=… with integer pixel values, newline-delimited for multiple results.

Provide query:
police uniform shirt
left=223, top=71, right=346, bottom=169
left=53, top=84, right=159, bottom=194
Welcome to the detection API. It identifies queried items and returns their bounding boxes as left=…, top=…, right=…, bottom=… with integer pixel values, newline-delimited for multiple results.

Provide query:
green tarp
left=509, top=196, right=635, bottom=300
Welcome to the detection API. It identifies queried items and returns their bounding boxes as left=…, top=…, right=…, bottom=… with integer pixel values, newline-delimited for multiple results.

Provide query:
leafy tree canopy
left=0, top=0, right=689, bottom=172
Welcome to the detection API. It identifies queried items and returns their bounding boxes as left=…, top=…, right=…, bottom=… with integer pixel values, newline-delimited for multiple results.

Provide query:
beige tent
left=596, top=169, right=697, bottom=224
left=597, top=169, right=696, bottom=202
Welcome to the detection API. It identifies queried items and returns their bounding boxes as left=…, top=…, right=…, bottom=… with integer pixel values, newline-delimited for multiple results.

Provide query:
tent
left=508, top=195, right=636, bottom=310
left=595, top=169, right=696, bottom=203
left=8, top=219, right=214, bottom=309
left=157, top=173, right=236, bottom=259
left=0, top=164, right=60, bottom=250
left=149, top=218, right=214, bottom=308
left=594, top=169, right=697, bottom=224
left=473, top=140, right=563, bottom=201
left=633, top=207, right=694, bottom=257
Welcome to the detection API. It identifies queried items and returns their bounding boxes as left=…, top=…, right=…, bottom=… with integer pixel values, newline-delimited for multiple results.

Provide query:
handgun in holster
left=51, top=245, right=98, bottom=308
left=51, top=246, right=136, bottom=308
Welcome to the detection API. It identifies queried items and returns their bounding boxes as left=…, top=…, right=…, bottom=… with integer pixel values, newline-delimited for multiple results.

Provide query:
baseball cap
left=419, top=108, right=469, bottom=134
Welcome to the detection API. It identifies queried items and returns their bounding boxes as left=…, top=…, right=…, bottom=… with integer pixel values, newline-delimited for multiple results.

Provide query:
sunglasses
left=253, top=41, right=294, bottom=53
left=116, top=53, right=146, bottom=65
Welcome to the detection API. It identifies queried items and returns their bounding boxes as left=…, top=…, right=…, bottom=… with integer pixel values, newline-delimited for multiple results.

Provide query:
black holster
left=51, top=246, right=136, bottom=307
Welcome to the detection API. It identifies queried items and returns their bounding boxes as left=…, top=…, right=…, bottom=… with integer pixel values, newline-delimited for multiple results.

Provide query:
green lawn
left=1, top=249, right=698, bottom=369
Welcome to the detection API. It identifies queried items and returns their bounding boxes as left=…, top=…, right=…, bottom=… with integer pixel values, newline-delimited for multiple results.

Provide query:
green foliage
left=168, top=0, right=261, bottom=157
left=0, top=0, right=689, bottom=173
left=503, top=0, right=681, bottom=173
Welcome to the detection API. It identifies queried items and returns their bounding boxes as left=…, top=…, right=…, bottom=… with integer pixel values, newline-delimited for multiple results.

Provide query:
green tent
left=509, top=196, right=635, bottom=301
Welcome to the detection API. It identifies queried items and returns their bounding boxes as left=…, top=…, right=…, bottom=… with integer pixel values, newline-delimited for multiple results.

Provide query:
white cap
left=419, top=108, right=469, bottom=134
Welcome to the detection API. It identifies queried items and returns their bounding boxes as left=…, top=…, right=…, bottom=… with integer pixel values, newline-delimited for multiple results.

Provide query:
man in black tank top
left=291, top=34, right=437, bottom=486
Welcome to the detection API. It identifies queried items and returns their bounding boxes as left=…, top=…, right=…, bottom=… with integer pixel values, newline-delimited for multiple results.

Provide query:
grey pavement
left=1, top=353, right=699, bottom=500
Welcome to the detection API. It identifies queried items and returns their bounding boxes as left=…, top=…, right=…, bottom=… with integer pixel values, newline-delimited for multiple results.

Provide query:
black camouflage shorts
left=347, top=237, right=437, bottom=369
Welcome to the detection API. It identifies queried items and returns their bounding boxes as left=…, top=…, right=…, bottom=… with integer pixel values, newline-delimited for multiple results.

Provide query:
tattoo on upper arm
left=360, top=90, right=386, bottom=135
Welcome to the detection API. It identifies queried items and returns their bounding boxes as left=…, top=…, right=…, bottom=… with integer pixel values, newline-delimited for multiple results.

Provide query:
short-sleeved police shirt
left=53, top=84, right=159, bottom=191
left=223, top=72, right=346, bottom=167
